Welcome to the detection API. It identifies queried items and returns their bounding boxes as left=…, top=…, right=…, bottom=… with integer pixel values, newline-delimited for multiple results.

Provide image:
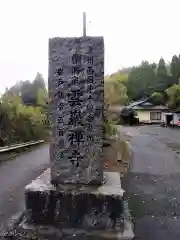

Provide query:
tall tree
left=33, top=72, right=46, bottom=90
left=157, top=58, right=167, bottom=78
left=170, top=55, right=180, bottom=84
left=156, top=58, right=169, bottom=92
left=127, top=61, right=157, bottom=100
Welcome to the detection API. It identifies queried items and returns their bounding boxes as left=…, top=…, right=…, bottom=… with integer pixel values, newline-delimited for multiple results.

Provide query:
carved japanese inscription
left=48, top=37, right=104, bottom=185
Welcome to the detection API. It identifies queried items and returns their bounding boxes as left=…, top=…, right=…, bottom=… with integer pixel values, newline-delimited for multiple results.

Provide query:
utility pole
left=83, top=12, right=86, bottom=37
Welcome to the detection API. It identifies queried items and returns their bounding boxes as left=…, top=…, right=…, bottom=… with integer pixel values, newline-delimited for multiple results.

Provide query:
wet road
left=121, top=126, right=180, bottom=240
left=0, top=144, right=49, bottom=235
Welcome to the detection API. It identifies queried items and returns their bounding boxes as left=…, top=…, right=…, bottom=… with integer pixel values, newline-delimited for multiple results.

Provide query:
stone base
left=4, top=213, right=134, bottom=239
left=4, top=169, right=134, bottom=239
left=24, top=169, right=125, bottom=229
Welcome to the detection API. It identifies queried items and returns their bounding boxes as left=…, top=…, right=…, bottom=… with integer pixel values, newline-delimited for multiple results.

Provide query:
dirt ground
left=103, top=135, right=131, bottom=177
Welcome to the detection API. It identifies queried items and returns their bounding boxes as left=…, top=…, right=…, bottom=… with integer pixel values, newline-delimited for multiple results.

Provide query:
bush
left=0, top=96, right=48, bottom=145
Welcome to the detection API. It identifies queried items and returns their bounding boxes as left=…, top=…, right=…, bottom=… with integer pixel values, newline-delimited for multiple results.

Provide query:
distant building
left=108, top=99, right=169, bottom=124
left=127, top=100, right=168, bottom=124
left=161, top=109, right=180, bottom=127
left=134, top=103, right=168, bottom=123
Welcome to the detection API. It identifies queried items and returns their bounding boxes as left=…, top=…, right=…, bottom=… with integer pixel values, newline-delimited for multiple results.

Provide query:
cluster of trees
left=105, top=54, right=180, bottom=109
left=0, top=73, right=49, bottom=146
left=104, top=73, right=128, bottom=106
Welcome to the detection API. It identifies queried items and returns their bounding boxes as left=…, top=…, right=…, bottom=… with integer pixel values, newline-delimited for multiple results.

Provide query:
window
left=150, top=112, right=161, bottom=120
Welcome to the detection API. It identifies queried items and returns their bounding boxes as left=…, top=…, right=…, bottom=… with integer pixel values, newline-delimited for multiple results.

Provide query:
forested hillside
left=105, top=54, right=180, bottom=109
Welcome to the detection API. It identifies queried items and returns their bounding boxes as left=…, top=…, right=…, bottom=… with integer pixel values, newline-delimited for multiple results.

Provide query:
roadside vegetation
left=104, top=70, right=131, bottom=175
left=0, top=73, right=50, bottom=146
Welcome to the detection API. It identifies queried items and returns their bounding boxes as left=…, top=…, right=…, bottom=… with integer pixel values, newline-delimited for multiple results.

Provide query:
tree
left=31, top=73, right=47, bottom=106
left=150, top=62, right=157, bottom=71
left=155, top=58, right=170, bottom=92
left=170, top=55, right=180, bottom=84
left=104, top=76, right=128, bottom=106
left=32, top=73, right=46, bottom=91
left=0, top=94, right=48, bottom=144
left=21, top=80, right=35, bottom=105
left=157, top=58, right=167, bottom=78
left=150, top=92, right=164, bottom=105
left=36, top=88, right=48, bottom=107
left=0, top=75, right=49, bottom=145
left=109, top=72, right=128, bottom=85
left=165, top=84, right=180, bottom=108
left=127, top=61, right=157, bottom=100
left=4, top=73, right=48, bottom=107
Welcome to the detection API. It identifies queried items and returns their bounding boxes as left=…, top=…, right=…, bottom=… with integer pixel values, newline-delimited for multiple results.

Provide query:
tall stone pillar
left=48, top=37, right=104, bottom=185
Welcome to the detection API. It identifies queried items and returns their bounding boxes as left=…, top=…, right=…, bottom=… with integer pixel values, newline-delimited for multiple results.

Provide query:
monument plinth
left=49, top=37, right=104, bottom=185
left=4, top=36, right=134, bottom=240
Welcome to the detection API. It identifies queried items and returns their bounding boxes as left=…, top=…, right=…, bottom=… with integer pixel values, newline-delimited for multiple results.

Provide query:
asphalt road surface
left=0, top=143, right=49, bottom=236
left=121, top=125, right=180, bottom=240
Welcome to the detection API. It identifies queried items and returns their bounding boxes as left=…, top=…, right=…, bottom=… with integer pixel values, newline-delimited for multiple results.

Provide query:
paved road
left=121, top=125, right=180, bottom=240
left=0, top=144, right=49, bottom=235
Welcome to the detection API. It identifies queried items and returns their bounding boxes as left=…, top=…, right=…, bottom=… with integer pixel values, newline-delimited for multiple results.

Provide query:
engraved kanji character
left=70, top=109, right=82, bottom=120
left=56, top=78, right=64, bottom=87
left=68, top=131, right=84, bottom=144
left=87, top=113, right=94, bottom=122
left=71, top=76, right=79, bottom=85
left=87, top=134, right=93, bottom=142
left=72, top=54, right=81, bottom=65
left=56, top=68, right=63, bottom=76
left=70, top=150, right=82, bottom=167
left=87, top=84, right=93, bottom=92
left=72, top=66, right=83, bottom=75
left=87, top=55, right=94, bottom=65
left=68, top=91, right=82, bottom=106
left=87, top=123, right=93, bottom=131
left=57, top=116, right=63, bottom=124
left=54, top=91, right=64, bottom=98
left=69, top=109, right=82, bottom=125
left=68, top=116, right=76, bottom=125
left=70, top=149, right=80, bottom=165
left=75, top=131, right=84, bottom=142
left=87, top=75, right=94, bottom=83
left=68, top=89, right=82, bottom=101
left=58, top=129, right=64, bottom=136
left=87, top=66, right=94, bottom=75
left=57, top=101, right=64, bottom=111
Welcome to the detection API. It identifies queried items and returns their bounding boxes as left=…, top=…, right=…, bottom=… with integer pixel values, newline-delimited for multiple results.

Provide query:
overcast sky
left=0, top=0, right=179, bottom=93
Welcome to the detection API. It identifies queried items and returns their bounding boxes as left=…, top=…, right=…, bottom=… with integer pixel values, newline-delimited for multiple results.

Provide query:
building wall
left=137, top=110, right=162, bottom=123
left=162, top=112, right=180, bottom=125
left=136, top=110, right=150, bottom=123
left=173, top=113, right=180, bottom=124
left=161, top=112, right=166, bottom=123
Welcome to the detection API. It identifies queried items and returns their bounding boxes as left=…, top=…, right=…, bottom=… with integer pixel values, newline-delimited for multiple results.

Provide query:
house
left=108, top=99, right=168, bottom=124
left=128, top=100, right=168, bottom=124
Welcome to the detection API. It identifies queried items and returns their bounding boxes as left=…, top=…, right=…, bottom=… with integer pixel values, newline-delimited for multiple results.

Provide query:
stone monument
left=49, top=37, right=104, bottom=185
left=4, top=36, right=134, bottom=239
